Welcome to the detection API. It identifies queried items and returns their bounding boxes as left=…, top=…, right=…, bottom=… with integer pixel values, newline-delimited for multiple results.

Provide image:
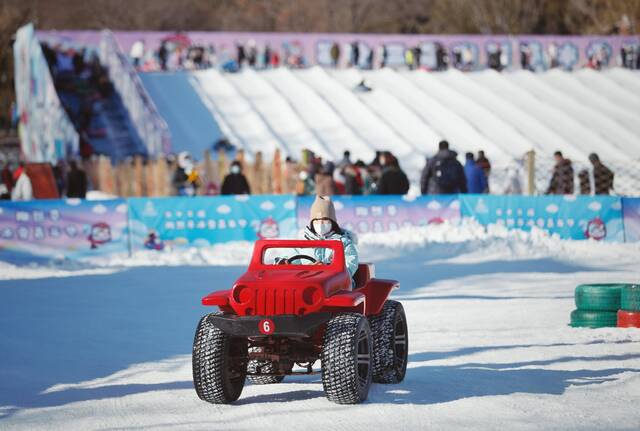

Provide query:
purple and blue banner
left=1, top=195, right=636, bottom=263
left=0, top=198, right=129, bottom=263
left=127, top=195, right=297, bottom=251
left=296, top=195, right=460, bottom=234
left=622, top=198, right=640, bottom=243
left=460, top=195, right=625, bottom=242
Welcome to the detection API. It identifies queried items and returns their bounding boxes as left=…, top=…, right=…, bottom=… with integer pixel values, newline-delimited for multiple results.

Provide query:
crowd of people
left=546, top=151, right=615, bottom=195
left=2, top=143, right=618, bottom=201
left=0, top=158, right=88, bottom=201
left=41, top=42, right=114, bottom=159
left=131, top=37, right=307, bottom=72
left=127, top=34, right=640, bottom=74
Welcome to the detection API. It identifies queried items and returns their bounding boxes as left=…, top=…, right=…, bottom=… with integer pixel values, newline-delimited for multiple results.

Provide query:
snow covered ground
left=1, top=225, right=640, bottom=430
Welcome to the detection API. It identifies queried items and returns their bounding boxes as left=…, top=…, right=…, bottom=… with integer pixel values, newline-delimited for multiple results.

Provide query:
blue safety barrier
left=460, top=195, right=625, bottom=242
left=127, top=195, right=297, bottom=251
left=2, top=194, right=638, bottom=262
left=622, top=197, right=640, bottom=243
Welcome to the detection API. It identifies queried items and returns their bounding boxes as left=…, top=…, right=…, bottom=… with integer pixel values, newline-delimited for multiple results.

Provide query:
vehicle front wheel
left=192, top=313, right=248, bottom=404
left=321, top=313, right=372, bottom=404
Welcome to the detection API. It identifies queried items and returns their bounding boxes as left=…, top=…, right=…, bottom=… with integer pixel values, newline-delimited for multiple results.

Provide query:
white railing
left=99, top=30, right=171, bottom=157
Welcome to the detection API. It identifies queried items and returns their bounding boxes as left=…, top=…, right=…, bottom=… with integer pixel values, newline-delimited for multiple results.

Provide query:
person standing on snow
left=303, top=195, right=359, bottom=280
left=422, top=140, right=467, bottom=194
left=589, top=153, right=614, bottom=195
left=221, top=161, right=251, bottom=195
left=376, top=152, right=410, bottom=195
left=546, top=151, right=574, bottom=195
left=464, top=152, right=488, bottom=194
left=11, top=163, right=33, bottom=201
left=66, top=160, right=88, bottom=198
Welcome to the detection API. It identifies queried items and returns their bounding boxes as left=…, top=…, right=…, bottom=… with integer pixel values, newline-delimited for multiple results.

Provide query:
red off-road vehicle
left=192, top=239, right=408, bottom=404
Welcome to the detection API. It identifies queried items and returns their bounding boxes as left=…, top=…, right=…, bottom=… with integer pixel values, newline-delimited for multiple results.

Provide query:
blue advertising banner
left=296, top=195, right=460, bottom=234
left=460, top=195, right=625, bottom=242
left=622, top=198, right=640, bottom=242
left=0, top=199, right=129, bottom=263
left=127, top=195, right=297, bottom=250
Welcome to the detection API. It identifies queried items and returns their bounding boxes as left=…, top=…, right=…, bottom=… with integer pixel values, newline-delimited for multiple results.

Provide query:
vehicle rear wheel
left=321, top=313, right=372, bottom=404
left=369, top=300, right=408, bottom=383
left=247, top=347, right=285, bottom=384
left=192, top=313, right=248, bottom=404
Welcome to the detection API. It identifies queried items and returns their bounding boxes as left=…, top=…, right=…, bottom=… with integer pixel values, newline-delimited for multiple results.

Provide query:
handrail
left=99, top=30, right=171, bottom=157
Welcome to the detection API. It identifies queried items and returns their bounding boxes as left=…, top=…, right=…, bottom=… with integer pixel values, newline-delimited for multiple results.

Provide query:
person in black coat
left=66, top=160, right=87, bottom=198
left=221, top=161, right=251, bottom=195
left=422, top=140, right=467, bottom=194
left=546, top=151, right=574, bottom=195
left=376, top=152, right=410, bottom=195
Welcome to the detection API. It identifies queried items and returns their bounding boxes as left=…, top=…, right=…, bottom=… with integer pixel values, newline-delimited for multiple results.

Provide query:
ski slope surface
left=1, top=224, right=640, bottom=430
left=143, top=67, right=640, bottom=169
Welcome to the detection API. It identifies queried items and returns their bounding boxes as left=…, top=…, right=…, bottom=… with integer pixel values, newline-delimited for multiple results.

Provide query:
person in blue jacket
left=464, top=152, right=488, bottom=194
left=303, top=195, right=359, bottom=280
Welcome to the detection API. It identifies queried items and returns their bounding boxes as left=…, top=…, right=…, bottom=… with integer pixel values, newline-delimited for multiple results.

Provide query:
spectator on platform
left=66, top=160, right=88, bottom=198
left=11, top=163, right=33, bottom=201
left=421, top=140, right=467, bottom=195
left=221, top=161, right=251, bottom=195
left=589, top=153, right=614, bottom=195
left=158, top=41, right=168, bottom=70
left=546, top=151, right=574, bottom=195
left=464, top=152, right=488, bottom=194
left=130, top=39, right=145, bottom=68
left=315, top=163, right=336, bottom=195
left=376, top=152, right=410, bottom=195
left=355, top=160, right=374, bottom=194
left=330, top=43, right=340, bottom=67
left=351, top=41, right=360, bottom=67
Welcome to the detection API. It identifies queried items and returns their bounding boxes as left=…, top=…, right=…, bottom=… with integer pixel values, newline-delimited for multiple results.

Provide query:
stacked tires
left=570, top=284, right=640, bottom=328
left=570, top=284, right=622, bottom=328
left=618, top=284, right=640, bottom=328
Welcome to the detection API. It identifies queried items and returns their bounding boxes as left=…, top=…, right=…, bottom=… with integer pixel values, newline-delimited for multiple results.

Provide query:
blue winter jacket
left=464, top=160, right=488, bottom=194
left=303, top=225, right=359, bottom=278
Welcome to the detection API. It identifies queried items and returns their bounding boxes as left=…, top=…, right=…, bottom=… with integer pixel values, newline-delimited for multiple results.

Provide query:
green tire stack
left=570, top=284, right=623, bottom=328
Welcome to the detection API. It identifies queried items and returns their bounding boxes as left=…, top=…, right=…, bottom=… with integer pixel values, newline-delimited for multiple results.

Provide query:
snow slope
left=262, top=68, right=374, bottom=162
left=142, top=68, right=640, bottom=171
left=192, top=69, right=282, bottom=157
left=505, top=71, right=630, bottom=159
left=1, top=225, right=640, bottom=430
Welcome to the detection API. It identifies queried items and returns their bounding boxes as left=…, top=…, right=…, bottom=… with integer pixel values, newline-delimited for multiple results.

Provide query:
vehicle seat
left=353, top=263, right=374, bottom=289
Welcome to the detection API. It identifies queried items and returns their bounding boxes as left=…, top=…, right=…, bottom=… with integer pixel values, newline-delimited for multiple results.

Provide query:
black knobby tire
left=247, top=347, right=285, bottom=385
left=192, top=313, right=248, bottom=404
left=369, top=300, right=408, bottom=383
left=321, top=313, right=372, bottom=404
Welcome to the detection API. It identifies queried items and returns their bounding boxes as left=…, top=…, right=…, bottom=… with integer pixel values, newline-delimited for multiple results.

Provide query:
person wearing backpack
left=421, top=140, right=467, bottom=195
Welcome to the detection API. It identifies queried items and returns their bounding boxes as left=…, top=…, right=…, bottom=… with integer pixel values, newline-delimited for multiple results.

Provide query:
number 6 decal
left=258, top=318, right=275, bottom=335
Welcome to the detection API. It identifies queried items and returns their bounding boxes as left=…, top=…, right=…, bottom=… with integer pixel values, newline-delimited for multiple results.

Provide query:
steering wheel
left=285, top=254, right=317, bottom=264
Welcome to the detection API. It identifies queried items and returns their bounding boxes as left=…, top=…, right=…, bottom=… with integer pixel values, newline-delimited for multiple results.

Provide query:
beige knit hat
left=310, top=195, right=336, bottom=222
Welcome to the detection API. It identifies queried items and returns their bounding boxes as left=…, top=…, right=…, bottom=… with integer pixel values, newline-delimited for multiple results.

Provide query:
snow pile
left=2, top=222, right=639, bottom=280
